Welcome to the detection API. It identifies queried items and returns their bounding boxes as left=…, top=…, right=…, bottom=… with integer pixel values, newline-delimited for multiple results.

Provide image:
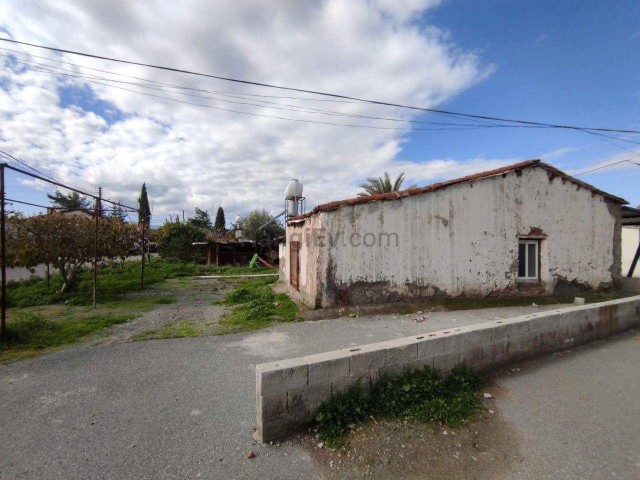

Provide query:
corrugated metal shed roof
left=288, top=159, right=627, bottom=223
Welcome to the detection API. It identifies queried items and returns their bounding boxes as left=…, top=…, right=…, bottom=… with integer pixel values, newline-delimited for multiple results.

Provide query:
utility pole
left=92, top=186, right=101, bottom=308
left=141, top=218, right=145, bottom=289
left=0, top=163, right=6, bottom=337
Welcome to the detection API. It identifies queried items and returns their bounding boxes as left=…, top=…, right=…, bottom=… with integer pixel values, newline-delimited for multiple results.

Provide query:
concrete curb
left=255, top=295, right=640, bottom=443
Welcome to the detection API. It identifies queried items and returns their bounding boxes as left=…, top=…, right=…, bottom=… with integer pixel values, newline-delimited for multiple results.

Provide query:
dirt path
left=297, top=405, right=521, bottom=480
left=97, top=278, right=232, bottom=346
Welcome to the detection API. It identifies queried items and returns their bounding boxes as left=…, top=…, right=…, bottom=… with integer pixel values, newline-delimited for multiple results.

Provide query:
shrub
left=313, top=383, right=368, bottom=448
left=155, top=222, right=208, bottom=262
left=312, top=364, right=485, bottom=448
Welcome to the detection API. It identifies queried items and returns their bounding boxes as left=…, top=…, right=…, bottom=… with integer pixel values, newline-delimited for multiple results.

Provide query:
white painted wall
left=622, top=226, right=640, bottom=278
left=286, top=166, right=621, bottom=308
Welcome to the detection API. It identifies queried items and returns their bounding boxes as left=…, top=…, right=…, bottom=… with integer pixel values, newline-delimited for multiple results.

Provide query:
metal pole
left=1, top=164, right=6, bottom=337
left=92, top=187, right=101, bottom=308
left=141, top=219, right=145, bottom=289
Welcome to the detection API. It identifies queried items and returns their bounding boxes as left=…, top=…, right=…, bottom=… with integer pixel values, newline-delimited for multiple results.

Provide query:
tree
left=155, top=221, right=208, bottom=262
left=214, top=207, right=226, bottom=233
left=138, top=183, right=151, bottom=226
left=357, top=172, right=414, bottom=197
left=47, top=190, right=91, bottom=212
left=239, top=209, right=285, bottom=243
left=110, top=204, right=127, bottom=222
left=6, top=213, right=138, bottom=293
left=187, top=207, right=213, bottom=230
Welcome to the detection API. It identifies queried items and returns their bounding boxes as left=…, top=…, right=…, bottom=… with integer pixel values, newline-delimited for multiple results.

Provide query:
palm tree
left=358, top=172, right=413, bottom=197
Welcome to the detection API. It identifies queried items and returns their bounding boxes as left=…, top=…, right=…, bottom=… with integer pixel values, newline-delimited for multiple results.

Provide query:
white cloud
left=0, top=0, right=499, bottom=224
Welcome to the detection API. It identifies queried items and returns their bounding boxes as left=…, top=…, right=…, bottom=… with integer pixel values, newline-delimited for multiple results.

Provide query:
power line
left=0, top=45, right=364, bottom=105
left=13, top=65, right=490, bottom=132
left=11, top=57, right=523, bottom=129
left=2, top=37, right=639, bottom=135
left=573, top=155, right=640, bottom=176
left=4, top=55, right=517, bottom=131
left=4, top=51, right=548, bottom=130
left=0, top=148, right=101, bottom=195
left=0, top=154, right=138, bottom=211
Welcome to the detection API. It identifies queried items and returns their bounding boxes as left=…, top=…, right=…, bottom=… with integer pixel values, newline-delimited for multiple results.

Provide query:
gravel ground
left=97, top=279, right=230, bottom=346
left=1, top=299, right=638, bottom=479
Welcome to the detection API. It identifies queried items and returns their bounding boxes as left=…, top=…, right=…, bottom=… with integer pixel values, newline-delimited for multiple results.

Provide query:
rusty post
left=92, top=186, right=101, bottom=308
left=0, top=164, right=6, bottom=337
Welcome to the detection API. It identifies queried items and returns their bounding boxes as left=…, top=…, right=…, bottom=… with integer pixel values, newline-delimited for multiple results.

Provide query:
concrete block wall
left=255, top=296, right=640, bottom=442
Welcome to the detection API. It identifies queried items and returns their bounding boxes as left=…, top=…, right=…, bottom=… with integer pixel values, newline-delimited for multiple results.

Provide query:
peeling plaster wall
left=284, top=166, right=622, bottom=308
left=284, top=215, right=326, bottom=308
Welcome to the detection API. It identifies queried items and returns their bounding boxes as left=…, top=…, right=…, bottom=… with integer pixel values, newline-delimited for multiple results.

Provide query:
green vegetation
left=357, top=171, right=414, bottom=197
left=0, top=295, right=174, bottom=362
left=313, top=365, right=485, bottom=448
left=219, top=276, right=299, bottom=332
left=133, top=319, right=217, bottom=340
left=1, top=258, right=273, bottom=361
left=155, top=222, right=209, bottom=262
left=6, top=258, right=270, bottom=307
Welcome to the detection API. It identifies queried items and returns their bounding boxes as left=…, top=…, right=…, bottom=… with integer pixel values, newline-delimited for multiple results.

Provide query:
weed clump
left=220, top=277, right=298, bottom=330
left=313, top=364, right=485, bottom=448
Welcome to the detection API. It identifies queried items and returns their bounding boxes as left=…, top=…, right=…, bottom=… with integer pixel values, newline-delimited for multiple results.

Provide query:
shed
left=192, top=238, right=255, bottom=266
left=283, top=160, right=627, bottom=309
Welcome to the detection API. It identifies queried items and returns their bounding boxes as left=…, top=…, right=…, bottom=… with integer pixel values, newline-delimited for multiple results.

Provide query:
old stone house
left=282, top=160, right=626, bottom=309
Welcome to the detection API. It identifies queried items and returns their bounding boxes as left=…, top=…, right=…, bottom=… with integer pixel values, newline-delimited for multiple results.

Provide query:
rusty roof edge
left=287, top=159, right=627, bottom=223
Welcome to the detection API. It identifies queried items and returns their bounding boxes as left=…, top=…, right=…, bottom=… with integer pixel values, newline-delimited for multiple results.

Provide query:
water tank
left=286, top=198, right=298, bottom=217
left=285, top=179, right=303, bottom=199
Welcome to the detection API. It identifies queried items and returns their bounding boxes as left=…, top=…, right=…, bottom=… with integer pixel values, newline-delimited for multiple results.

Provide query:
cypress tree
left=138, top=183, right=151, bottom=226
left=214, top=207, right=226, bottom=233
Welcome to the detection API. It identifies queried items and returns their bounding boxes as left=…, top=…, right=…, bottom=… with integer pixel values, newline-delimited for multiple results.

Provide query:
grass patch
left=6, top=258, right=272, bottom=308
left=218, top=277, right=299, bottom=332
left=132, top=319, right=216, bottom=340
left=0, top=293, right=176, bottom=362
left=0, top=310, right=133, bottom=362
left=313, top=365, right=485, bottom=449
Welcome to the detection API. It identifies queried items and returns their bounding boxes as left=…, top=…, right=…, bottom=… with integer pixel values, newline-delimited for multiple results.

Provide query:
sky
left=0, top=0, right=638, bottom=227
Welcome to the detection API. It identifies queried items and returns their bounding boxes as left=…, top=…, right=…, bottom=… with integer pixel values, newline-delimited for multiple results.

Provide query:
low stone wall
left=255, top=296, right=640, bottom=442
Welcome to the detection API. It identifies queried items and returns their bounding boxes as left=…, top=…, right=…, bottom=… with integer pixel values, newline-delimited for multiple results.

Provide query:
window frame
left=517, top=239, right=540, bottom=281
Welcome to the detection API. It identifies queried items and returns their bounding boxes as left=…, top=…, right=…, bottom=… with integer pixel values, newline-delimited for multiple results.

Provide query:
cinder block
left=306, top=351, right=350, bottom=386
left=404, top=356, right=434, bottom=372
left=257, top=394, right=287, bottom=423
left=378, top=363, right=406, bottom=378
left=258, top=417, right=299, bottom=443
left=348, top=344, right=386, bottom=376
left=518, top=331, right=541, bottom=354
left=257, top=359, right=309, bottom=394
left=460, top=326, right=494, bottom=350
left=288, top=383, right=332, bottom=415
left=483, top=339, right=509, bottom=367
left=383, top=338, right=418, bottom=366
left=417, top=335, right=446, bottom=359
left=490, top=319, right=530, bottom=342
left=433, top=351, right=460, bottom=374
left=458, top=345, right=484, bottom=370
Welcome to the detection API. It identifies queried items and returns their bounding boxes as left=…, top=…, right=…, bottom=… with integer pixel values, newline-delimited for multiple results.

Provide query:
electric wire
left=2, top=37, right=639, bottom=134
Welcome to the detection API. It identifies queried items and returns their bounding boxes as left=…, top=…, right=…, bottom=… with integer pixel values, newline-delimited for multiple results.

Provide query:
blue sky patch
left=58, top=84, right=125, bottom=125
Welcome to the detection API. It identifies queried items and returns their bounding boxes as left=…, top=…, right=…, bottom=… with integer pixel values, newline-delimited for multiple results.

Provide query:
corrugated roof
left=288, top=159, right=627, bottom=223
